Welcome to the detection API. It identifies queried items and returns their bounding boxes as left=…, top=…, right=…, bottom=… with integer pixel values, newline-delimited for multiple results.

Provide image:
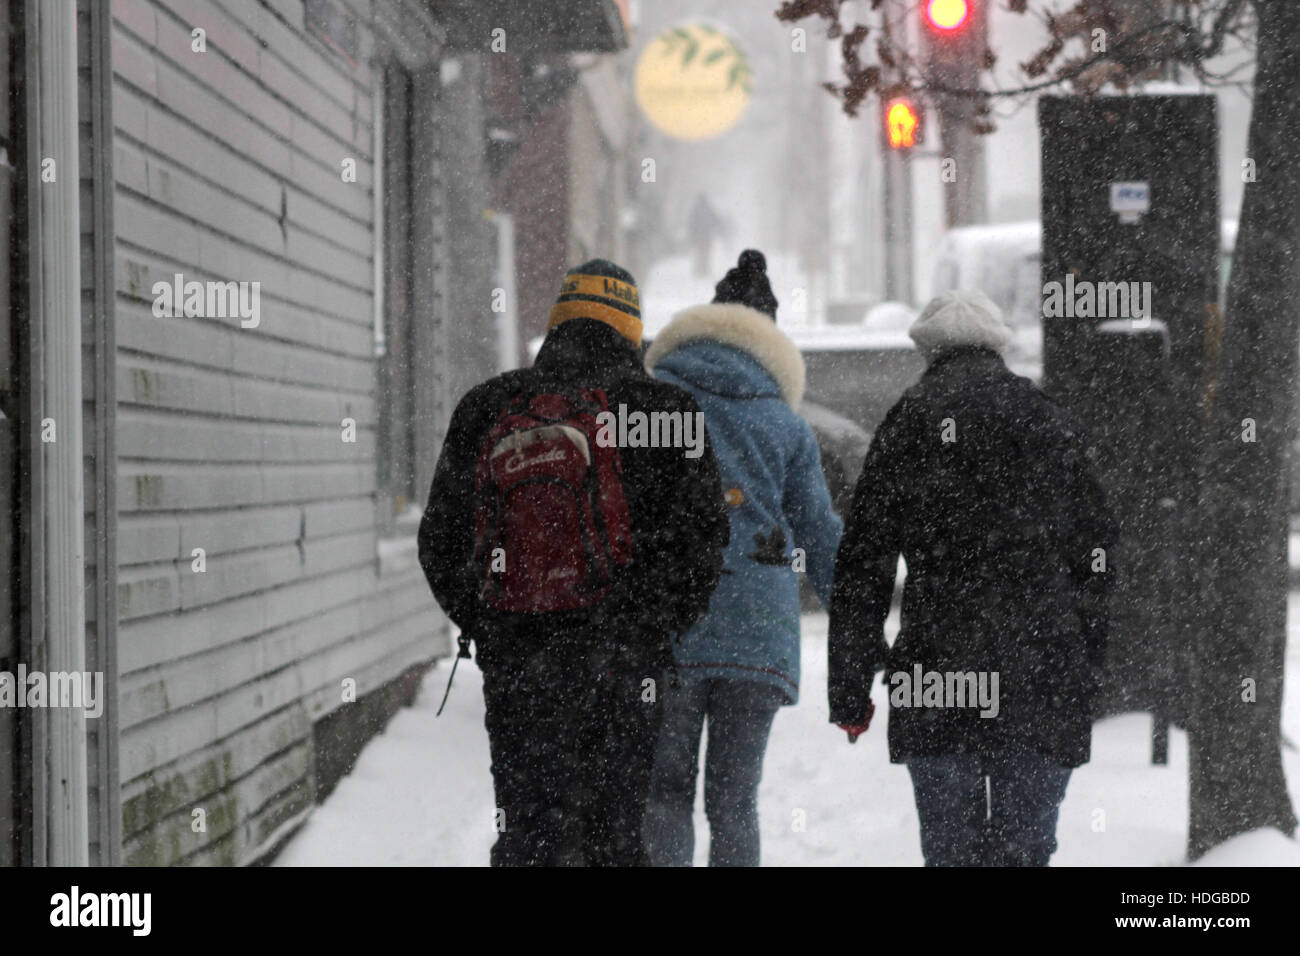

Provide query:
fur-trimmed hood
left=644, top=302, right=806, bottom=408
left=644, top=301, right=840, bottom=704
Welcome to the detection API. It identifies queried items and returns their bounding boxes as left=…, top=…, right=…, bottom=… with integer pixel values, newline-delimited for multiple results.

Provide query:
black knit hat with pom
left=713, top=249, right=779, bottom=320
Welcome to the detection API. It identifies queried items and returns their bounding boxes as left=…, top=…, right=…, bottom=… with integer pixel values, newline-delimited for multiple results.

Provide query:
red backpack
left=472, top=387, right=633, bottom=613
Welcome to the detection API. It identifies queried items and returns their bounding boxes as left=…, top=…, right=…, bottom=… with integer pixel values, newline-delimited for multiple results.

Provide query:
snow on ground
left=1192, top=827, right=1300, bottom=866
left=276, top=601, right=1300, bottom=867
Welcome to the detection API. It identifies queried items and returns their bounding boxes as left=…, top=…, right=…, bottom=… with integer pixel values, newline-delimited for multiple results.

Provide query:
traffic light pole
left=924, top=0, right=989, bottom=228
left=881, top=1, right=916, bottom=304
left=938, top=94, right=987, bottom=227
left=883, top=144, right=914, bottom=304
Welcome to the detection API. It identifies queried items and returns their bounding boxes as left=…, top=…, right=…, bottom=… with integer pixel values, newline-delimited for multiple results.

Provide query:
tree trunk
left=1190, top=0, right=1300, bottom=859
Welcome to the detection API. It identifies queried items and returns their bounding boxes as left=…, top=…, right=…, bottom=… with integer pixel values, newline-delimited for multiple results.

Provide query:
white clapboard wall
left=107, top=0, right=449, bottom=866
left=79, top=0, right=120, bottom=868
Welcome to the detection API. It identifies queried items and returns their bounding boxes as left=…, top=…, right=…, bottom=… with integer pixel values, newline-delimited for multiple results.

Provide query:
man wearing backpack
left=418, top=259, right=729, bottom=866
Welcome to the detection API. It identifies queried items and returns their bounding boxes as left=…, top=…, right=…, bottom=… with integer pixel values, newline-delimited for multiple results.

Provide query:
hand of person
left=836, top=701, right=875, bottom=744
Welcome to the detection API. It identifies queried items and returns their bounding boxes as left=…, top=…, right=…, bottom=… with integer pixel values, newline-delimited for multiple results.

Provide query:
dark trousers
left=643, top=676, right=784, bottom=867
left=906, top=752, right=1072, bottom=867
left=479, top=637, right=663, bottom=866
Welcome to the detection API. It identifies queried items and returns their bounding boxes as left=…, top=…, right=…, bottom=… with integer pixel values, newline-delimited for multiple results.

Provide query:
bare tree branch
left=776, top=0, right=1255, bottom=119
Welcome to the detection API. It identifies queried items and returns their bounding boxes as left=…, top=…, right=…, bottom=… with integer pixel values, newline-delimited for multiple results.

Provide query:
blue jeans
left=643, top=676, right=785, bottom=867
left=906, top=752, right=1072, bottom=867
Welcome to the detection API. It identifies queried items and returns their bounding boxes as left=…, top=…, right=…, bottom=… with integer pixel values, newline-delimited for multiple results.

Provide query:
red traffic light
left=885, top=99, right=921, bottom=150
left=926, top=0, right=970, bottom=31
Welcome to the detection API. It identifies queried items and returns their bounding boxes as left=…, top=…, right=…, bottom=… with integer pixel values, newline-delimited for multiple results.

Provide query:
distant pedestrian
left=829, top=289, right=1115, bottom=867
left=642, top=250, right=842, bottom=866
left=419, top=259, right=728, bottom=866
left=687, top=194, right=726, bottom=277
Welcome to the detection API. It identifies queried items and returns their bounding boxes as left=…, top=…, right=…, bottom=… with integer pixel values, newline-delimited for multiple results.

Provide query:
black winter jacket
left=828, top=347, right=1115, bottom=767
left=418, top=319, right=729, bottom=670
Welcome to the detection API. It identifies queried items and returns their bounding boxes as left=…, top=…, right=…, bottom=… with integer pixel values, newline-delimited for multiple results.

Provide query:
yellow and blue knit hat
left=546, top=259, right=642, bottom=346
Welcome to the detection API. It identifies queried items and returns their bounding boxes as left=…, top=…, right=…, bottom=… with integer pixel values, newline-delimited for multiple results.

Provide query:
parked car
left=800, top=400, right=872, bottom=610
left=801, top=400, right=872, bottom=519
left=788, top=303, right=927, bottom=437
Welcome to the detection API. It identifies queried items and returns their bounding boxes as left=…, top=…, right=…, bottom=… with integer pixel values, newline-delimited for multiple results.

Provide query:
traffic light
left=925, top=0, right=970, bottom=32
left=921, top=0, right=981, bottom=83
left=883, top=97, right=923, bottom=150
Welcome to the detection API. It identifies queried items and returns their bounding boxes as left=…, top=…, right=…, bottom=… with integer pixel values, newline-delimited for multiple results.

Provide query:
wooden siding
left=108, top=0, right=450, bottom=865
left=79, top=0, right=122, bottom=866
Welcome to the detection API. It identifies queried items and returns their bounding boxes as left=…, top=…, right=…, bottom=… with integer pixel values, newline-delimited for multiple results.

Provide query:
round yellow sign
left=635, top=23, right=753, bottom=142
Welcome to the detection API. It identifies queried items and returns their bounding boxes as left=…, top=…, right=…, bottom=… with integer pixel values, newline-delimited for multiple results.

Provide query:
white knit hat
left=908, top=289, right=1012, bottom=359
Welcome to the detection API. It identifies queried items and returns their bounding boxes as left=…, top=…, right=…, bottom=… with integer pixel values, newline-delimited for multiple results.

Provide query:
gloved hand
left=837, top=701, right=875, bottom=743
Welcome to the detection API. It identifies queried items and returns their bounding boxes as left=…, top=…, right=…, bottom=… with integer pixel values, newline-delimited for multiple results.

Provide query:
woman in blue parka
left=641, top=250, right=842, bottom=866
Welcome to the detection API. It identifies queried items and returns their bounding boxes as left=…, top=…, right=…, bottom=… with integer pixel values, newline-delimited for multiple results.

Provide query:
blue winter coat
left=645, top=302, right=843, bottom=703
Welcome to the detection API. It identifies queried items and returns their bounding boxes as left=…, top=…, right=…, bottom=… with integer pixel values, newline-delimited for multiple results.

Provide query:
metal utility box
left=1039, top=94, right=1220, bottom=743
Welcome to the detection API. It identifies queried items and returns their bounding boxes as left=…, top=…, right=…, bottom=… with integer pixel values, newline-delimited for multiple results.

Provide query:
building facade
left=0, top=0, right=629, bottom=867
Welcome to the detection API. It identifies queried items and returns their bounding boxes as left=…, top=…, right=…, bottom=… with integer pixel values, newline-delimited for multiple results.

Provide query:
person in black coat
left=829, top=289, right=1115, bottom=867
left=418, top=259, right=729, bottom=866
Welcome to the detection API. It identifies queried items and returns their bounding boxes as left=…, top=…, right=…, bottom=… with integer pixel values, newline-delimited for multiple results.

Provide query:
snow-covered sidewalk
left=276, top=606, right=1300, bottom=867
